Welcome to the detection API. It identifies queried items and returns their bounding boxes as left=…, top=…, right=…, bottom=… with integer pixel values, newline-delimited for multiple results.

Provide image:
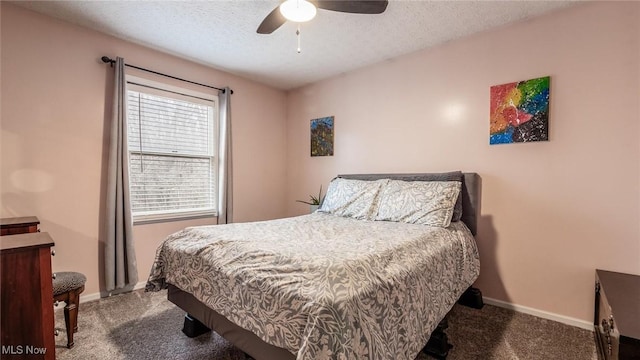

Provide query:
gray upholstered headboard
left=336, top=172, right=482, bottom=236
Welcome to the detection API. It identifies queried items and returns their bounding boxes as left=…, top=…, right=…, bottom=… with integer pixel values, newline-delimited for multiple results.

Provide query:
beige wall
left=0, top=4, right=288, bottom=296
left=285, top=2, right=640, bottom=323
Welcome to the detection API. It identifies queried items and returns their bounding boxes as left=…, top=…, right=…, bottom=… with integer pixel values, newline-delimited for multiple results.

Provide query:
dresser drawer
left=595, top=284, right=620, bottom=359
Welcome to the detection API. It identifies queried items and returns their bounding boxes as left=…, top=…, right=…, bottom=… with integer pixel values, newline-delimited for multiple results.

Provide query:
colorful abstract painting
left=311, top=116, right=334, bottom=156
left=490, top=76, right=550, bottom=145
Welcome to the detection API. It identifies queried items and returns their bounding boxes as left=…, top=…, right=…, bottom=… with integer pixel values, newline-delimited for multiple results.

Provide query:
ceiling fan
left=257, top=0, right=389, bottom=34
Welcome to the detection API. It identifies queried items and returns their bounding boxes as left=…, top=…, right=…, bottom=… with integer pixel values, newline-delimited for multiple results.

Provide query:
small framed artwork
left=490, top=76, right=550, bottom=145
left=310, top=116, right=334, bottom=156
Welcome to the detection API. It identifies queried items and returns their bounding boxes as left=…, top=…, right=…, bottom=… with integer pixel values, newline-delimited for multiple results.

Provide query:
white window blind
left=126, top=79, right=218, bottom=222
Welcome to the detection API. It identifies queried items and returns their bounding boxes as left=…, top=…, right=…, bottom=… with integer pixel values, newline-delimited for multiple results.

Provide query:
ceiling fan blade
left=257, top=6, right=287, bottom=34
left=314, top=0, right=388, bottom=14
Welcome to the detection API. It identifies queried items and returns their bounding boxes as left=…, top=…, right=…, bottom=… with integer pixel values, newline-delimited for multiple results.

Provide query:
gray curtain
left=104, top=57, right=138, bottom=292
left=218, top=87, right=233, bottom=224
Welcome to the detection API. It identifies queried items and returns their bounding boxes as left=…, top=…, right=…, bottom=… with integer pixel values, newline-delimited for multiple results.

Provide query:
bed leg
left=422, top=316, right=452, bottom=359
left=182, top=313, right=211, bottom=338
left=457, top=286, right=484, bottom=309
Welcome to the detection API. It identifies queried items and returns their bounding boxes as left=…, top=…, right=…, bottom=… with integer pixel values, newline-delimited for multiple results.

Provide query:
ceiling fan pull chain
left=297, top=25, right=301, bottom=53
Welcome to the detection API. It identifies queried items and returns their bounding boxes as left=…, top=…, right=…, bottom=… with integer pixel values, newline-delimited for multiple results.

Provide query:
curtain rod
left=101, top=56, right=233, bottom=95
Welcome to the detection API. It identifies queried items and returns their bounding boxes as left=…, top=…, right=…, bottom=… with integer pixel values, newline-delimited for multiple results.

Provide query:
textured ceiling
left=13, top=1, right=578, bottom=90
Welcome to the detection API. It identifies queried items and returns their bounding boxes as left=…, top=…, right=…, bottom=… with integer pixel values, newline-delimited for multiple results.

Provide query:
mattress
left=147, top=212, right=480, bottom=360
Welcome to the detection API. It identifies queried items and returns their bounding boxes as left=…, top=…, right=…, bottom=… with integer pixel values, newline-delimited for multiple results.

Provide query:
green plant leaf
left=296, top=185, right=325, bottom=205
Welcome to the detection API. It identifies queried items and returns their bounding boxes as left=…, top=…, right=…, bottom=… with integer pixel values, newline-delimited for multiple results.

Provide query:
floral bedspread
left=146, top=213, right=480, bottom=360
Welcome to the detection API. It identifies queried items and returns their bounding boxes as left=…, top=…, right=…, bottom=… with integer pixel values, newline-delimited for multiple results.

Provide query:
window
left=126, top=77, right=218, bottom=223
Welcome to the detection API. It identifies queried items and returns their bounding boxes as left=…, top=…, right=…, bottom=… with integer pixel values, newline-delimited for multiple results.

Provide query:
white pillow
left=318, top=178, right=388, bottom=220
left=375, top=180, right=461, bottom=227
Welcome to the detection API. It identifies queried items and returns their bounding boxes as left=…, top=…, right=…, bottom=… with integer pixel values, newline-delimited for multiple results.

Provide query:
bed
left=146, top=172, right=482, bottom=360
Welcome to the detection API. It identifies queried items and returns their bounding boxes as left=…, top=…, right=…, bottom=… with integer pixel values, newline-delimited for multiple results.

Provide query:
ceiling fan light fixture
left=279, top=0, right=317, bottom=23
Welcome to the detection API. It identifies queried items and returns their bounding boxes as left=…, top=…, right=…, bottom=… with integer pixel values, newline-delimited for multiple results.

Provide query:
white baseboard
left=55, top=281, right=147, bottom=309
left=483, top=296, right=593, bottom=331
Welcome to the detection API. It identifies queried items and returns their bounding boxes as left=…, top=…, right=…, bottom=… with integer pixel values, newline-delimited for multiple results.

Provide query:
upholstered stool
left=53, top=271, right=86, bottom=349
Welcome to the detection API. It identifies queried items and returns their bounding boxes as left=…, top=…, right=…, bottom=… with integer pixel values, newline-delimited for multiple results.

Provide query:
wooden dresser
left=0, top=218, right=56, bottom=359
left=0, top=216, right=40, bottom=235
left=595, top=269, right=640, bottom=360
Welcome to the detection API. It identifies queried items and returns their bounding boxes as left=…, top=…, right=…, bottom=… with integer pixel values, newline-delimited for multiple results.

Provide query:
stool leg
left=63, top=290, right=80, bottom=349
left=73, top=298, right=80, bottom=333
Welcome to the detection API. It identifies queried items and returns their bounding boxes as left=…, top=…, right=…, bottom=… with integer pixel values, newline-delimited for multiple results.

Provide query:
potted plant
left=297, top=186, right=325, bottom=213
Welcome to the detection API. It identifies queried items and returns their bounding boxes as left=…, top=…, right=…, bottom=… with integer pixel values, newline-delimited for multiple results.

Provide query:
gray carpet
left=54, top=289, right=597, bottom=360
